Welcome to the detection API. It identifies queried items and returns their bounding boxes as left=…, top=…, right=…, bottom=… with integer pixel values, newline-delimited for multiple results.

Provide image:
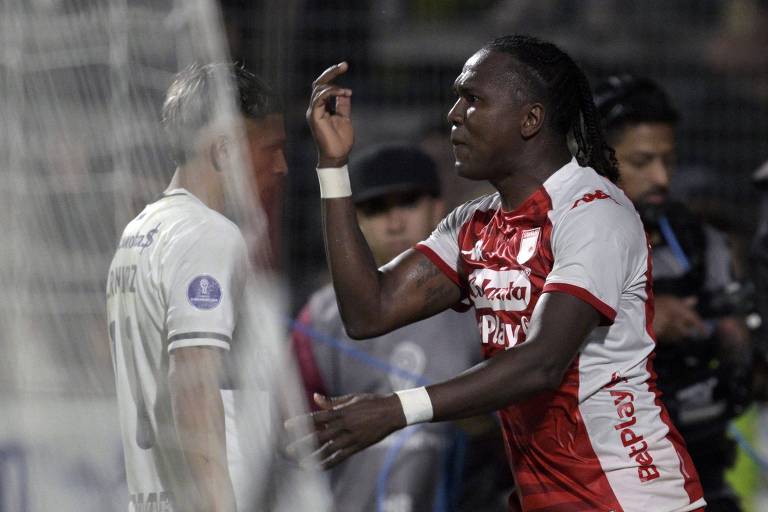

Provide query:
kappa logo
left=516, top=227, right=540, bottom=264
left=187, top=275, right=222, bottom=310
left=571, top=189, right=619, bottom=209
left=468, top=268, right=532, bottom=312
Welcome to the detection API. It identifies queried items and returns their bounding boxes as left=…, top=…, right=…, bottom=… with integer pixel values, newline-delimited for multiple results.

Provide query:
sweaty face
left=244, top=114, right=288, bottom=264
left=613, top=122, right=676, bottom=209
left=447, top=50, right=527, bottom=181
left=356, top=191, right=443, bottom=266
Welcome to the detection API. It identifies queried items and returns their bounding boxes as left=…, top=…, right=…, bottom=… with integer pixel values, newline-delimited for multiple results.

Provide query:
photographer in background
left=595, top=75, right=753, bottom=511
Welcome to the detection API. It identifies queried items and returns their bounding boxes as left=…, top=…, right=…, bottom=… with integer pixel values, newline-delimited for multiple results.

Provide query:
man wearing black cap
left=290, top=143, right=485, bottom=512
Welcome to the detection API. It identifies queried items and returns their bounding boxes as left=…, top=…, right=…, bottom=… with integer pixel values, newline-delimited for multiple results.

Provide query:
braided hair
left=483, top=35, right=619, bottom=182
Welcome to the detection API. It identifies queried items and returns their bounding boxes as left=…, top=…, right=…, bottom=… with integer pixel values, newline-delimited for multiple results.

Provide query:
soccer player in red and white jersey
left=292, top=35, right=706, bottom=511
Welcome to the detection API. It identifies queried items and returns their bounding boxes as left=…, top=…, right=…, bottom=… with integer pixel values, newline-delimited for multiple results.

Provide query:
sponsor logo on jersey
left=516, top=227, right=540, bottom=264
left=479, top=314, right=529, bottom=348
left=468, top=268, right=531, bottom=312
left=118, top=223, right=161, bottom=253
left=187, top=275, right=222, bottom=310
left=571, top=189, right=619, bottom=209
left=607, top=379, right=661, bottom=483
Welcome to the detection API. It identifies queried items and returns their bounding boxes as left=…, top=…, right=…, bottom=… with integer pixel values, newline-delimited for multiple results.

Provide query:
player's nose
left=447, top=98, right=465, bottom=126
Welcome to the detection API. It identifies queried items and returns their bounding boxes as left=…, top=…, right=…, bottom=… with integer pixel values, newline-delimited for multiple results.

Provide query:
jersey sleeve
left=543, top=200, right=645, bottom=325
left=162, top=220, right=248, bottom=352
left=414, top=198, right=481, bottom=288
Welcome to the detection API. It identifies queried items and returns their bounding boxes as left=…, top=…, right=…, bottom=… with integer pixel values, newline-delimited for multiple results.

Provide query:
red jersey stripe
left=542, top=282, right=617, bottom=324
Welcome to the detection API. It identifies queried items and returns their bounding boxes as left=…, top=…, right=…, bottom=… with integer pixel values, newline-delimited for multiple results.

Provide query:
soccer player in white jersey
left=106, top=64, right=287, bottom=511
left=291, top=35, right=707, bottom=511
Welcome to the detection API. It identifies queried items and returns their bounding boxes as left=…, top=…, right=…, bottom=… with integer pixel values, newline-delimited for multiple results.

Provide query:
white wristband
left=316, top=165, right=352, bottom=198
left=395, top=387, right=433, bottom=425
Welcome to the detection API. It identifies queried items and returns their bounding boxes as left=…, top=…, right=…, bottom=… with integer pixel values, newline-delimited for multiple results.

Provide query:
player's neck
left=493, top=147, right=572, bottom=211
left=166, top=165, right=225, bottom=213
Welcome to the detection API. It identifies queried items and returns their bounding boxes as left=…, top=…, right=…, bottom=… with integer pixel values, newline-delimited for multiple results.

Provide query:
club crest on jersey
left=187, top=275, right=222, bottom=310
left=516, top=227, right=540, bottom=264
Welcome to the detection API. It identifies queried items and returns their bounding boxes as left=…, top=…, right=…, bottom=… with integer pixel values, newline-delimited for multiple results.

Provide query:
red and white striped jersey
left=415, top=159, right=705, bottom=512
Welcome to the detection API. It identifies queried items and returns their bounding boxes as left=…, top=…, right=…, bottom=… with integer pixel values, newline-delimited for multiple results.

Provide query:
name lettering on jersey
left=107, top=265, right=137, bottom=298
left=468, top=268, right=531, bottom=312
left=129, top=492, right=172, bottom=511
left=610, top=387, right=661, bottom=483
left=118, top=223, right=160, bottom=253
left=571, top=189, right=618, bottom=210
left=479, top=314, right=529, bottom=348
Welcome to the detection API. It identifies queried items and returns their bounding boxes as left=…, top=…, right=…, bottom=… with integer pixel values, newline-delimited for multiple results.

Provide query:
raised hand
left=306, top=62, right=354, bottom=168
left=285, top=392, right=406, bottom=469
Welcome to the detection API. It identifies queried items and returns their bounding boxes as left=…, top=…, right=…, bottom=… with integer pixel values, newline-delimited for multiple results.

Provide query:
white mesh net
left=0, top=1, right=329, bottom=510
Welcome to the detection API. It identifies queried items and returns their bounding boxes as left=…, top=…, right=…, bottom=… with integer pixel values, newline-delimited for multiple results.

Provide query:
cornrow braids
left=483, top=35, right=619, bottom=182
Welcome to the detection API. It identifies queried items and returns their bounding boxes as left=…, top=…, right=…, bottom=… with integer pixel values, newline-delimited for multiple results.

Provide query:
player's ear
left=521, top=103, right=544, bottom=139
left=209, top=135, right=231, bottom=173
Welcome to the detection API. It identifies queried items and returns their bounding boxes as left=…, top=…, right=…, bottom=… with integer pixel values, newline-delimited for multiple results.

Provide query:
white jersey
left=106, top=189, right=248, bottom=511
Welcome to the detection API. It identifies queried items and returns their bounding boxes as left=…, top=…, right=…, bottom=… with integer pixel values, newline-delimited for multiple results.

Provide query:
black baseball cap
left=594, top=74, right=679, bottom=135
left=349, top=143, right=441, bottom=204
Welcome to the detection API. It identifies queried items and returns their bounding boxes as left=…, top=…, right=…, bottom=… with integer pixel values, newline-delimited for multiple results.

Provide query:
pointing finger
left=312, top=61, right=349, bottom=88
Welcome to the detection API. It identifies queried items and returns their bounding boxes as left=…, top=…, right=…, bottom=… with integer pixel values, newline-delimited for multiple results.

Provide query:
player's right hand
left=284, top=392, right=406, bottom=470
left=306, top=62, right=354, bottom=168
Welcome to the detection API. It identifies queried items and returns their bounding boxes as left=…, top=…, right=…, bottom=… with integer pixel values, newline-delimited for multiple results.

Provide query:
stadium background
left=228, top=0, right=768, bottom=315
left=1, top=0, right=767, bottom=510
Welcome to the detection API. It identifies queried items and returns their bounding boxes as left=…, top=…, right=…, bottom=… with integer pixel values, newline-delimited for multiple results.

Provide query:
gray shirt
left=292, top=284, right=483, bottom=512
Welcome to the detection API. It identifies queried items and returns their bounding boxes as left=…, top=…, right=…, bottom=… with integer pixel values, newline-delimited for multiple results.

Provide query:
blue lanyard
left=657, top=215, right=692, bottom=273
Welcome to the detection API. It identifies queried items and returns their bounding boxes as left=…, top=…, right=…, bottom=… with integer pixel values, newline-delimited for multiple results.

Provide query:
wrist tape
left=316, top=165, right=352, bottom=198
left=395, top=387, right=433, bottom=425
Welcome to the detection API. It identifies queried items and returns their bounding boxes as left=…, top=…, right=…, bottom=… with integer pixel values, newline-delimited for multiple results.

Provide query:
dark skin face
left=447, top=50, right=571, bottom=210
left=448, top=49, right=528, bottom=181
